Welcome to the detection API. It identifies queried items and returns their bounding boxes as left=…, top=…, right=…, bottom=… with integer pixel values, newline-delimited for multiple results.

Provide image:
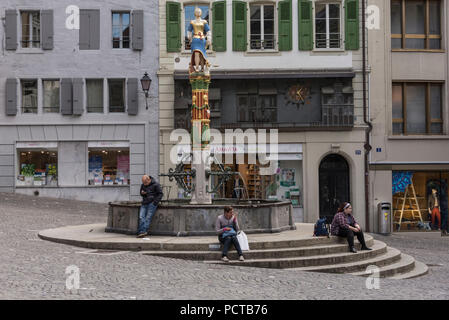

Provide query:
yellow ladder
left=395, top=179, right=423, bottom=231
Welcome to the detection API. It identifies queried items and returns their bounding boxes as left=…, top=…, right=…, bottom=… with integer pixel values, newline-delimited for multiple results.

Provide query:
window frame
left=182, top=3, right=212, bottom=53
left=392, top=81, right=444, bottom=135
left=108, top=79, right=126, bottom=113
left=391, top=0, right=443, bottom=52
left=112, top=11, right=131, bottom=49
left=248, top=3, right=277, bottom=51
left=86, top=79, right=105, bottom=113
left=20, top=79, right=38, bottom=114
left=19, top=10, right=41, bottom=49
left=42, top=79, right=61, bottom=113
left=313, top=1, right=344, bottom=51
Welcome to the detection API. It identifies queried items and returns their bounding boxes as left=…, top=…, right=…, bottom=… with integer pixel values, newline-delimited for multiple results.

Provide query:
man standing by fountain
left=137, top=175, right=163, bottom=238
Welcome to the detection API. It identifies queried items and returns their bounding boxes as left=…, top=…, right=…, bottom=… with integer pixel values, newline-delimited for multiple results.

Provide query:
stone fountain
left=106, top=7, right=295, bottom=236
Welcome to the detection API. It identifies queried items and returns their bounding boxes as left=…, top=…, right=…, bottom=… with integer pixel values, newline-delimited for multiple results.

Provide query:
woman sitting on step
left=331, top=202, right=372, bottom=253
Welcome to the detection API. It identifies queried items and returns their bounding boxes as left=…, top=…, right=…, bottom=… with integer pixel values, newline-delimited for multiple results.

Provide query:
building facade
left=368, top=0, right=449, bottom=232
left=159, top=0, right=370, bottom=226
left=0, top=0, right=159, bottom=203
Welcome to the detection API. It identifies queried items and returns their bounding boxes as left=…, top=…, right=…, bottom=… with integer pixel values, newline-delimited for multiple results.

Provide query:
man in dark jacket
left=137, top=175, right=163, bottom=238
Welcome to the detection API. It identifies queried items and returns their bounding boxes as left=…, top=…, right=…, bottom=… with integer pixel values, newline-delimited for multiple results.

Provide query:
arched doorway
left=319, top=154, right=350, bottom=219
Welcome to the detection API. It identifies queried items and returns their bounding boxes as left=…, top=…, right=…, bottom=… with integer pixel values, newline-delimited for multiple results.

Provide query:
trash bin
left=378, top=202, right=392, bottom=235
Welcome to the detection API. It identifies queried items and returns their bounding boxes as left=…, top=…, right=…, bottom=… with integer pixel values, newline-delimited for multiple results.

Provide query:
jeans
left=218, top=235, right=243, bottom=257
left=138, top=203, right=157, bottom=234
left=337, top=228, right=368, bottom=249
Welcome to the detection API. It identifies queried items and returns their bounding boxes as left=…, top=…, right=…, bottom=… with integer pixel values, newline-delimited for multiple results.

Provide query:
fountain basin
left=106, top=199, right=296, bottom=236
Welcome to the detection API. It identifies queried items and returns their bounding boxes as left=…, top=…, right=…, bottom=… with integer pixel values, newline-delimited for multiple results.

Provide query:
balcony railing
left=250, top=34, right=276, bottom=50
left=320, top=105, right=354, bottom=126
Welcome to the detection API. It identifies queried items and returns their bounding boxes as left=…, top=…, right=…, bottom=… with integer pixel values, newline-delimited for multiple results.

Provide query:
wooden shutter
left=41, top=10, right=54, bottom=50
left=345, top=0, right=359, bottom=50
left=132, top=10, right=144, bottom=50
left=166, top=2, right=181, bottom=52
left=79, top=10, right=100, bottom=50
left=278, top=0, right=292, bottom=51
left=232, top=1, right=247, bottom=51
left=89, top=10, right=100, bottom=50
left=212, top=1, right=226, bottom=52
left=6, top=79, right=17, bottom=116
left=5, top=10, right=17, bottom=50
left=61, top=78, right=73, bottom=115
left=127, top=78, right=138, bottom=115
left=298, top=0, right=313, bottom=50
left=72, top=78, right=84, bottom=115
left=79, top=10, right=90, bottom=50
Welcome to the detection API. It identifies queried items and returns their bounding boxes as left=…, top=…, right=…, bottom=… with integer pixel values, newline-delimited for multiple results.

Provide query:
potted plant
left=21, top=164, right=35, bottom=186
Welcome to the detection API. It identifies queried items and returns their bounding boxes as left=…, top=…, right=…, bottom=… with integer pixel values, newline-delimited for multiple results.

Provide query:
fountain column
left=189, top=72, right=212, bottom=204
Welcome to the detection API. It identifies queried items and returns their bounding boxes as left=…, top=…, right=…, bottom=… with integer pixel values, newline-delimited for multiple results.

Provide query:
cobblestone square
left=1, top=192, right=448, bottom=300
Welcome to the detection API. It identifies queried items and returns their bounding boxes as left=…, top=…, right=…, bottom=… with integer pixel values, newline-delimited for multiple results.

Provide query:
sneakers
left=441, top=229, right=448, bottom=237
left=239, top=255, right=245, bottom=262
left=221, top=256, right=230, bottom=262
left=136, top=233, right=146, bottom=238
left=349, top=247, right=358, bottom=253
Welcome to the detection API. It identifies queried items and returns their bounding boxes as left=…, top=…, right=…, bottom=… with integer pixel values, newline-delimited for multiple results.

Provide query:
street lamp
left=140, top=72, right=152, bottom=110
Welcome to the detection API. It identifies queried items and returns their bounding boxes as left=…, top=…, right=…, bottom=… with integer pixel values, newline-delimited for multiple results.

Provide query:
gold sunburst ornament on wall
left=286, top=84, right=312, bottom=107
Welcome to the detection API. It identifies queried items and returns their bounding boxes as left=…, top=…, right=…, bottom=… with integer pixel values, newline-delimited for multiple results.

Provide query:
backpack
left=314, top=218, right=330, bottom=237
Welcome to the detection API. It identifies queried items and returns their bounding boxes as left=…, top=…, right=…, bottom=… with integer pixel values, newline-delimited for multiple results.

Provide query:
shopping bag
left=236, top=231, right=250, bottom=251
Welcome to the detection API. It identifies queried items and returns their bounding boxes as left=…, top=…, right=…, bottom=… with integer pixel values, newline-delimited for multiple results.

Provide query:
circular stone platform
left=106, top=199, right=296, bottom=236
left=38, top=223, right=429, bottom=279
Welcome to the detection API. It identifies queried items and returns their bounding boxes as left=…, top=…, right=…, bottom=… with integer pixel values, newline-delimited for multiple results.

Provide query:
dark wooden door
left=319, top=154, right=350, bottom=219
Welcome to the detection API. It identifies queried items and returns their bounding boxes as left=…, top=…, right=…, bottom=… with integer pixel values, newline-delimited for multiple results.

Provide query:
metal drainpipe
left=362, top=0, right=373, bottom=232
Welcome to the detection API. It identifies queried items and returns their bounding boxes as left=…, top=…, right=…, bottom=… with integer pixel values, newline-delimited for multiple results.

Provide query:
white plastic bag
left=237, top=231, right=250, bottom=251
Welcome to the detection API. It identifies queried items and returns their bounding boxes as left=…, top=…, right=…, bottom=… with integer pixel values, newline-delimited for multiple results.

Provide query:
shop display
left=88, top=149, right=130, bottom=185
left=393, top=171, right=449, bottom=232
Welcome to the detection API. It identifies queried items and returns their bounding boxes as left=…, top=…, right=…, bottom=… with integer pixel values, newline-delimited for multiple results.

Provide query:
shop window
left=17, top=150, right=58, bottom=187
left=392, top=82, right=443, bottom=135
left=392, top=171, right=448, bottom=231
left=184, top=4, right=210, bottom=51
left=391, top=0, right=442, bottom=50
left=43, top=80, right=60, bottom=113
left=88, top=148, right=130, bottom=185
left=21, top=79, right=38, bottom=114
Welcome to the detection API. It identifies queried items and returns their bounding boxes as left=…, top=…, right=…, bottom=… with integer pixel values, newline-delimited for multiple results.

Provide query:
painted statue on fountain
left=188, top=7, right=211, bottom=75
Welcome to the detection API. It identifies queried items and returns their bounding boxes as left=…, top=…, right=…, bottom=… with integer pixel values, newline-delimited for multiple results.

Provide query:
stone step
left=389, top=260, right=429, bottom=280
left=290, top=246, right=402, bottom=274
left=350, top=253, right=415, bottom=278
left=141, top=238, right=375, bottom=261
left=202, top=240, right=387, bottom=269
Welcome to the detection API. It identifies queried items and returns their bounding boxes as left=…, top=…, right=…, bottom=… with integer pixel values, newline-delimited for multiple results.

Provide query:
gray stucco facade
left=0, top=0, right=159, bottom=203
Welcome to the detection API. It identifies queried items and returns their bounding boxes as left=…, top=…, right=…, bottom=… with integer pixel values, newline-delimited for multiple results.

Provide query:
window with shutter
left=233, top=1, right=247, bottom=51
left=5, top=10, right=18, bottom=50
left=132, top=10, right=144, bottom=50
left=166, top=2, right=181, bottom=52
left=6, top=79, right=18, bottom=116
left=212, top=1, right=226, bottom=51
left=298, top=0, right=313, bottom=50
left=79, top=10, right=100, bottom=50
left=41, top=10, right=54, bottom=50
left=345, top=0, right=359, bottom=50
left=127, top=78, right=138, bottom=115
left=278, top=0, right=292, bottom=51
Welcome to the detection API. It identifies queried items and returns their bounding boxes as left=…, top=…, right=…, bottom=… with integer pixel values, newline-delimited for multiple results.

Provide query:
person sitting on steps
left=215, top=206, right=244, bottom=262
left=331, top=202, right=372, bottom=253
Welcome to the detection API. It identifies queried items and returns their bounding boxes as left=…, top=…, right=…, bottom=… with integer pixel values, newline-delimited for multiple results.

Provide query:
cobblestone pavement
left=1, top=192, right=448, bottom=300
